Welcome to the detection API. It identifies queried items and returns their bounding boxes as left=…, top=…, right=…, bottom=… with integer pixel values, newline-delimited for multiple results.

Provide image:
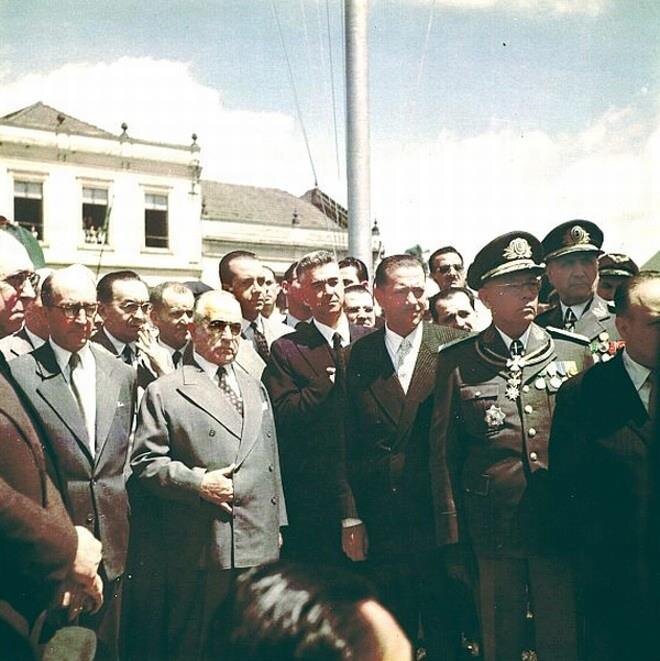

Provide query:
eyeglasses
left=49, top=303, right=98, bottom=319
left=492, top=280, right=542, bottom=294
left=433, top=264, right=464, bottom=275
left=206, top=319, right=243, bottom=336
left=118, top=301, right=152, bottom=316
left=2, top=270, right=39, bottom=291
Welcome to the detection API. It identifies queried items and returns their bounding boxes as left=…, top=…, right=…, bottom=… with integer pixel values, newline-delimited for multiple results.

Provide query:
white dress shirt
left=50, top=339, right=97, bottom=454
left=104, top=327, right=137, bottom=361
left=312, top=315, right=351, bottom=348
left=193, top=351, right=241, bottom=398
left=384, top=322, right=423, bottom=394
left=621, top=349, right=654, bottom=413
left=25, top=326, right=46, bottom=350
left=560, top=299, right=591, bottom=321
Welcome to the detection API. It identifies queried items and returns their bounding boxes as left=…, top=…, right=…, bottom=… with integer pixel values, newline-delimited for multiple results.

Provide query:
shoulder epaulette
left=545, top=326, right=590, bottom=346
left=437, top=334, right=476, bottom=353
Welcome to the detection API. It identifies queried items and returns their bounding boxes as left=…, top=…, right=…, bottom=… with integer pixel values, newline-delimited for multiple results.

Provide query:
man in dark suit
left=0, top=236, right=103, bottom=657
left=11, top=266, right=136, bottom=660
left=131, top=290, right=286, bottom=661
left=344, top=254, right=468, bottom=659
left=536, top=220, right=620, bottom=360
left=281, top=260, right=311, bottom=328
left=263, top=250, right=370, bottom=564
left=549, top=270, right=660, bottom=661
left=430, top=232, right=593, bottom=661
left=219, top=251, right=292, bottom=363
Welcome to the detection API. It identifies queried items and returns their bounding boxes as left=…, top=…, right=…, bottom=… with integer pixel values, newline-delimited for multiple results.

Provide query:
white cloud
left=1, top=56, right=657, bottom=268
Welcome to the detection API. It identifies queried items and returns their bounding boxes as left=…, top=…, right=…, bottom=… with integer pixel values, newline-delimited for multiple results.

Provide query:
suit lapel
left=92, top=347, right=123, bottom=462
left=234, top=367, right=263, bottom=467
left=178, top=361, right=243, bottom=439
left=295, top=322, right=335, bottom=377
left=366, top=329, right=405, bottom=427
left=34, top=344, right=92, bottom=462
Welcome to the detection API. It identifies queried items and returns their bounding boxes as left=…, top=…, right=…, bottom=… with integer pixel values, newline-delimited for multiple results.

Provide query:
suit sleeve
left=263, top=339, right=334, bottom=430
left=0, top=475, right=77, bottom=587
left=130, top=383, right=205, bottom=504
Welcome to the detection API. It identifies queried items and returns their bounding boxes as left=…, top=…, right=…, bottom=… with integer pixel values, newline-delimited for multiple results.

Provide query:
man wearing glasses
left=429, top=232, right=593, bottom=661
left=428, top=246, right=466, bottom=292
left=10, top=266, right=136, bottom=660
left=131, top=290, right=286, bottom=661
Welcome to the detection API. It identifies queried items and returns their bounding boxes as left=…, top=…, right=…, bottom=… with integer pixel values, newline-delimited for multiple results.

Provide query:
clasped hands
left=200, top=464, right=236, bottom=514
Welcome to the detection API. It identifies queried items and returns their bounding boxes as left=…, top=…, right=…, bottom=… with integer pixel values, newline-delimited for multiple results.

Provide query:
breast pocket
left=459, top=384, right=500, bottom=437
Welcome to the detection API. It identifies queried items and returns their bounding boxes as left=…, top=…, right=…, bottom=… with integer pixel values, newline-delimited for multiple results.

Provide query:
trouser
left=476, top=555, right=577, bottom=661
left=79, top=574, right=123, bottom=661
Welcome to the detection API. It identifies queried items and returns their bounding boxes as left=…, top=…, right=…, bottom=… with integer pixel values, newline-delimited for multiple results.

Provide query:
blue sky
left=1, top=0, right=659, bottom=263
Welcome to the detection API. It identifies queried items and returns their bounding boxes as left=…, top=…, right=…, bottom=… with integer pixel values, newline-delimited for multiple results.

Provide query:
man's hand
left=136, top=326, right=173, bottom=377
left=59, top=573, right=104, bottom=621
left=200, top=464, right=236, bottom=514
left=342, top=523, right=368, bottom=562
left=71, top=526, right=102, bottom=586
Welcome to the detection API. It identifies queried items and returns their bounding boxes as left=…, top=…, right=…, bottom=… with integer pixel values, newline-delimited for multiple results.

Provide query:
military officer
left=430, top=231, right=593, bottom=661
left=536, top=220, right=621, bottom=362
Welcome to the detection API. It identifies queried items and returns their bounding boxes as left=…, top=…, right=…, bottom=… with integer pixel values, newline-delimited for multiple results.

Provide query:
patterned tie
left=250, top=321, right=270, bottom=363
left=121, top=344, right=134, bottom=366
left=172, top=350, right=182, bottom=368
left=563, top=308, right=577, bottom=332
left=217, top=366, right=243, bottom=416
left=69, top=352, right=92, bottom=452
left=510, top=339, right=525, bottom=358
left=396, top=337, right=414, bottom=392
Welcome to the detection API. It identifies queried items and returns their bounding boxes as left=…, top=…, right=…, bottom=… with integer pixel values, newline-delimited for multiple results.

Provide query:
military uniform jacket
left=131, top=348, right=287, bottom=571
left=536, top=293, right=620, bottom=350
left=345, top=323, right=468, bottom=556
left=430, top=323, right=592, bottom=557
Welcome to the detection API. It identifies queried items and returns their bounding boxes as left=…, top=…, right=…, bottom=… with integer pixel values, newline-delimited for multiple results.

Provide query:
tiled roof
left=201, top=180, right=345, bottom=231
left=0, top=102, right=115, bottom=138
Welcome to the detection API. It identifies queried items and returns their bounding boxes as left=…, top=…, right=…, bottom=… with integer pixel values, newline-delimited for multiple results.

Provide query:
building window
left=145, top=193, right=168, bottom=248
left=82, top=187, right=109, bottom=245
left=14, top=181, right=43, bottom=240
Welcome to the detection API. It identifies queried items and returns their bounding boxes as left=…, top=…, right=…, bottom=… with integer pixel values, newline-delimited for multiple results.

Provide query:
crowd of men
left=0, top=218, right=657, bottom=661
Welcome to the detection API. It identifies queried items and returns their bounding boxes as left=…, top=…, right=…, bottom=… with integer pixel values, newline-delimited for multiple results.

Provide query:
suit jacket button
left=529, top=451, right=538, bottom=462
left=271, top=497, right=277, bottom=505
left=524, top=405, right=533, bottom=414
left=266, top=431, right=272, bottom=438
left=522, top=385, right=530, bottom=393
left=268, top=465, right=274, bottom=472
left=209, top=429, right=216, bottom=437
left=528, top=427, right=537, bottom=437
left=86, top=513, right=94, bottom=523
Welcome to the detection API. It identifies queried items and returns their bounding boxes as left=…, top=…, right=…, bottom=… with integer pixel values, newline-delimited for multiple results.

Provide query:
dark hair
left=428, top=246, right=463, bottom=272
left=339, top=256, right=369, bottom=283
left=96, top=270, right=143, bottom=304
left=262, top=265, right=276, bottom=280
left=40, top=273, right=55, bottom=307
left=613, top=270, right=660, bottom=316
left=344, top=283, right=372, bottom=297
left=429, top=286, right=475, bottom=323
left=149, top=281, right=192, bottom=309
left=283, top=260, right=299, bottom=283
left=208, top=562, right=387, bottom=661
left=296, top=250, right=336, bottom=283
left=219, top=250, right=257, bottom=286
left=374, top=254, right=424, bottom=288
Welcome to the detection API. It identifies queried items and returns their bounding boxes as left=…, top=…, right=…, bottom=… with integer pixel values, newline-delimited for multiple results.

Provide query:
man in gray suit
left=131, top=290, right=286, bottom=661
left=10, top=266, right=136, bottom=660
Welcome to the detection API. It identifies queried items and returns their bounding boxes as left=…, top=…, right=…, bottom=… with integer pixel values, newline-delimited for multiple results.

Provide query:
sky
left=1, top=0, right=659, bottom=265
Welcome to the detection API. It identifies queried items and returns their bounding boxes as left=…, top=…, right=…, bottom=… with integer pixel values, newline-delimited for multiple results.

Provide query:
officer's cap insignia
left=569, top=225, right=590, bottom=245
left=608, top=253, right=629, bottom=263
left=485, top=404, right=506, bottom=429
left=503, top=237, right=533, bottom=261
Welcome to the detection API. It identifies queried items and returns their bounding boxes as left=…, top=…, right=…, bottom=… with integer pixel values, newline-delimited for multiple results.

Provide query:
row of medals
left=505, top=355, right=565, bottom=401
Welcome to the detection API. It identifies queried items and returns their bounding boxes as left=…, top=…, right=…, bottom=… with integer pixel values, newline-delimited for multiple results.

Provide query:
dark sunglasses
left=2, top=270, right=39, bottom=291
left=206, top=319, right=242, bottom=336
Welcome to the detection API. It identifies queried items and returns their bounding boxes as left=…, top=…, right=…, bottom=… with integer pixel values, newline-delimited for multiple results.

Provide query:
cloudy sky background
left=1, top=0, right=659, bottom=265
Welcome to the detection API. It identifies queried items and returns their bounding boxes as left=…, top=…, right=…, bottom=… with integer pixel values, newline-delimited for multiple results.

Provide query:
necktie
left=217, top=366, right=243, bottom=416
left=510, top=339, right=525, bottom=358
left=332, top=332, right=346, bottom=372
left=172, top=350, right=182, bottom=368
left=647, top=370, right=657, bottom=422
left=250, top=322, right=270, bottom=363
left=564, top=308, right=577, bottom=332
left=396, top=337, right=414, bottom=392
left=69, top=352, right=92, bottom=452
left=121, top=344, right=134, bottom=366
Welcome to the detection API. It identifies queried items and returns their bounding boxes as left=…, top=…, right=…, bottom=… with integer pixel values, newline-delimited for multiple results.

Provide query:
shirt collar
left=384, top=321, right=423, bottom=355
left=193, top=350, right=235, bottom=382
left=560, top=298, right=591, bottom=319
left=157, top=338, right=185, bottom=357
left=495, top=325, right=532, bottom=353
left=621, top=349, right=652, bottom=393
left=242, top=315, right=263, bottom=333
left=312, top=315, right=351, bottom=347
left=24, top=326, right=46, bottom=350
left=49, top=339, right=94, bottom=377
left=103, top=328, right=135, bottom=355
